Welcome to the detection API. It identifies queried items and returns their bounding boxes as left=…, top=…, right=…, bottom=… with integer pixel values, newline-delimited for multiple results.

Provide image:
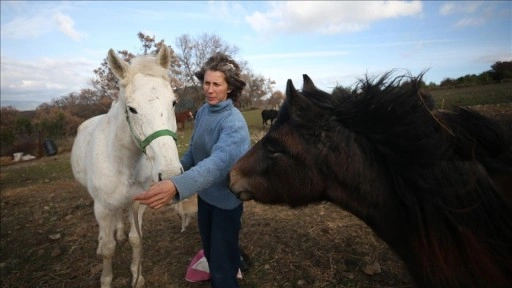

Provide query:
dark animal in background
left=229, top=73, right=512, bottom=288
left=176, top=110, right=194, bottom=131
left=261, top=109, right=278, bottom=127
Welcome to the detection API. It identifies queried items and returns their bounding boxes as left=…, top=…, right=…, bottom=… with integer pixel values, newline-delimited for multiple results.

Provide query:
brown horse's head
left=229, top=75, right=349, bottom=207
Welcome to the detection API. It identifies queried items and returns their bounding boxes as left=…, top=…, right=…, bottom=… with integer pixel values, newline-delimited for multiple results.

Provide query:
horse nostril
left=158, top=173, right=162, bottom=181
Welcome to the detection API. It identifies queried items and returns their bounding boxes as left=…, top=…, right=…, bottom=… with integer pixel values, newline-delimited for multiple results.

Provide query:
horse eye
left=266, top=144, right=283, bottom=158
left=128, top=106, right=138, bottom=114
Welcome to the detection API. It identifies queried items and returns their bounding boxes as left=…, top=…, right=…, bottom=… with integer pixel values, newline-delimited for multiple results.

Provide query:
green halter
left=125, top=108, right=178, bottom=154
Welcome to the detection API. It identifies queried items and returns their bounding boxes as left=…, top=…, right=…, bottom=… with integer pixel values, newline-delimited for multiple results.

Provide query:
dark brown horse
left=229, top=73, right=512, bottom=288
left=261, top=109, right=278, bottom=127
left=176, top=110, right=194, bottom=131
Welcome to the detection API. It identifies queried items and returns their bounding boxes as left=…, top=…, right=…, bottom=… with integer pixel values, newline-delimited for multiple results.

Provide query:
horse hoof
left=132, top=276, right=145, bottom=288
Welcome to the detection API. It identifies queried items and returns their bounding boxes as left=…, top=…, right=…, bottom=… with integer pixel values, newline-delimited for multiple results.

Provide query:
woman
left=133, top=52, right=250, bottom=288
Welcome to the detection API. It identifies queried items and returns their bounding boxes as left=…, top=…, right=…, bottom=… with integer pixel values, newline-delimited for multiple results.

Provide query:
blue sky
left=1, top=1, right=511, bottom=110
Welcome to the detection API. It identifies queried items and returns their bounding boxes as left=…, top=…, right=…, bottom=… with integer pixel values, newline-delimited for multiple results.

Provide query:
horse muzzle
left=234, top=190, right=254, bottom=201
left=227, top=172, right=254, bottom=201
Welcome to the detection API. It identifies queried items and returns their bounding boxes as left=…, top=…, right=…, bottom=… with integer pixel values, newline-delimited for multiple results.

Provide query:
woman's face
left=203, top=70, right=231, bottom=105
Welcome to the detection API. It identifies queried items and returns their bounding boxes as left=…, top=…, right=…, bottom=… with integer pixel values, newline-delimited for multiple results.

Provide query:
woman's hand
left=133, top=179, right=177, bottom=210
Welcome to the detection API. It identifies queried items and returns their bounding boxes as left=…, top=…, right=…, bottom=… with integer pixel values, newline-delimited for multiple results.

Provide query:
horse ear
left=108, top=49, right=129, bottom=80
left=302, top=74, right=316, bottom=92
left=286, top=79, right=313, bottom=122
left=156, top=45, right=171, bottom=69
left=301, top=74, right=334, bottom=108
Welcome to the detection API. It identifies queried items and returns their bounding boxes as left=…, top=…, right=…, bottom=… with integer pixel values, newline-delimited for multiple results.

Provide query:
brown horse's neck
left=359, top=189, right=512, bottom=288
left=331, top=171, right=512, bottom=288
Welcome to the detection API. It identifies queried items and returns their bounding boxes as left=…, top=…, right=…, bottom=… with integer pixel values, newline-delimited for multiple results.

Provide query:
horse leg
left=181, top=214, right=190, bottom=232
left=129, top=202, right=146, bottom=287
left=115, top=209, right=126, bottom=241
left=94, top=202, right=117, bottom=288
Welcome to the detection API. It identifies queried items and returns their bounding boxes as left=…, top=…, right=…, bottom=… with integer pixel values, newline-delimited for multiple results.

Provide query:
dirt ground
left=0, top=153, right=413, bottom=288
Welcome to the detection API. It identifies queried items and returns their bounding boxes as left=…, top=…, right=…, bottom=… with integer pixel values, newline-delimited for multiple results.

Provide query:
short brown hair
left=195, top=53, right=246, bottom=103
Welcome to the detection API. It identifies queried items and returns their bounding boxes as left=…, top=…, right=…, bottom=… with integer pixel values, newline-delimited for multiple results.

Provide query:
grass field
left=429, top=82, right=512, bottom=108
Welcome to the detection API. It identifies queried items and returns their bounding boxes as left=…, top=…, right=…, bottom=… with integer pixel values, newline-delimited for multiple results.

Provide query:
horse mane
left=436, top=107, right=512, bottom=174
left=300, top=72, right=512, bottom=287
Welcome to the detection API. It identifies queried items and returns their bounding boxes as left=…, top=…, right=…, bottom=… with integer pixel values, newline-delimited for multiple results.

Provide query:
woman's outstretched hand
left=133, top=179, right=177, bottom=210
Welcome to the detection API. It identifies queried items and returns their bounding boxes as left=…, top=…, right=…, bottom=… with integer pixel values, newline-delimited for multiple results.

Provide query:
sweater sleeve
left=170, top=113, right=249, bottom=200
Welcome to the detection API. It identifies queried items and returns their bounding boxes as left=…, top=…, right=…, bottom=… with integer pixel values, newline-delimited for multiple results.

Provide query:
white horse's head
left=108, top=46, right=182, bottom=182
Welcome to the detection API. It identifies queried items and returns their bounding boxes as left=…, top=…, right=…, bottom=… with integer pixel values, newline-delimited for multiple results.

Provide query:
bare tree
left=174, top=34, right=197, bottom=88
left=53, top=89, right=111, bottom=121
left=266, top=90, right=285, bottom=110
left=173, top=33, right=240, bottom=109
left=34, top=104, right=81, bottom=137
left=243, top=70, right=266, bottom=102
left=240, top=67, right=276, bottom=109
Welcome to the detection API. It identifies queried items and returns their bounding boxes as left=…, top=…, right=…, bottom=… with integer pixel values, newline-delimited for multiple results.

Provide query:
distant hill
left=0, top=100, right=42, bottom=111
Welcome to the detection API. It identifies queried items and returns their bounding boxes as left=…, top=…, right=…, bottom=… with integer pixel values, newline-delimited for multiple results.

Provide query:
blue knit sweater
left=171, top=99, right=251, bottom=209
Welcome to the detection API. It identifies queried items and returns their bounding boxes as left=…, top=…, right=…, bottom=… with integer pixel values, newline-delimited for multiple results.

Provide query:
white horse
left=71, top=45, right=183, bottom=288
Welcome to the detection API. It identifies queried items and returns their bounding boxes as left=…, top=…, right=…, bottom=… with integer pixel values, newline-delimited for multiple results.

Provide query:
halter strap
left=139, top=129, right=177, bottom=151
left=125, top=109, right=178, bottom=154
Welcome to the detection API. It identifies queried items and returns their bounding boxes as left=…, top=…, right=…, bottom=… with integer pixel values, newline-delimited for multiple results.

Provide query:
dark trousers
left=197, top=196, right=243, bottom=288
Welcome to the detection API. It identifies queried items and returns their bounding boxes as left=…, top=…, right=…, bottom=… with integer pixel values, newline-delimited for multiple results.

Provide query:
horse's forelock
left=130, top=56, right=170, bottom=80
left=116, top=55, right=170, bottom=89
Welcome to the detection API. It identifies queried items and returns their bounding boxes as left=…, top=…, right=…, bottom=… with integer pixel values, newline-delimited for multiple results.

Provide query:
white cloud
left=439, top=1, right=484, bottom=15
left=246, top=50, right=350, bottom=60
left=0, top=56, right=97, bottom=102
left=209, top=1, right=243, bottom=23
left=1, top=13, right=53, bottom=39
left=439, top=1, right=492, bottom=27
left=439, top=3, right=456, bottom=16
left=455, top=17, right=485, bottom=28
left=246, top=1, right=423, bottom=35
left=54, top=12, right=83, bottom=41
left=1, top=2, right=84, bottom=41
left=462, top=2, right=484, bottom=14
